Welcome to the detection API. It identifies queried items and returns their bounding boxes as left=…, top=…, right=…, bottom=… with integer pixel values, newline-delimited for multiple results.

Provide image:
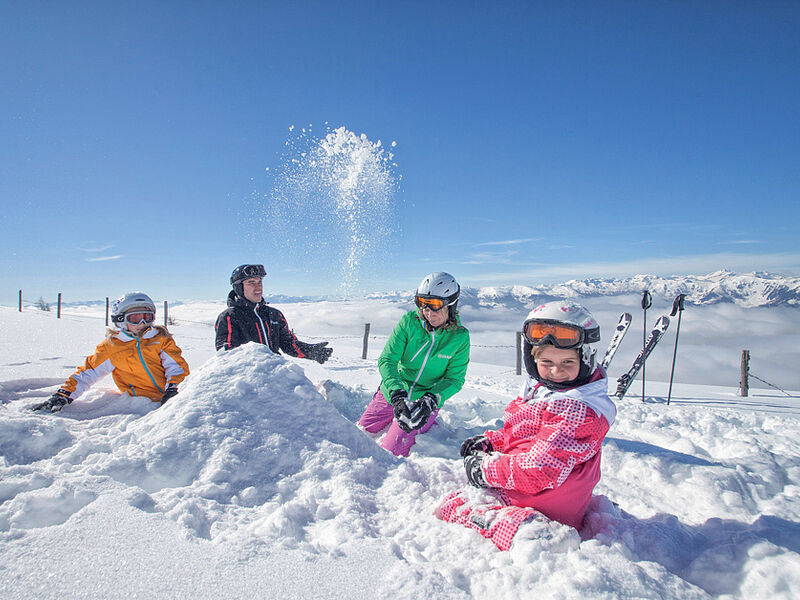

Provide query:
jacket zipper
left=408, top=330, right=436, bottom=400
left=136, top=337, right=163, bottom=394
left=253, top=306, right=269, bottom=346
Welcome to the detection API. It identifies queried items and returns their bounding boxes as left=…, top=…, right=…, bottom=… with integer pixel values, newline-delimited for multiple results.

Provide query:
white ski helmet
left=111, top=292, right=156, bottom=327
left=522, top=300, right=601, bottom=388
left=416, top=272, right=460, bottom=310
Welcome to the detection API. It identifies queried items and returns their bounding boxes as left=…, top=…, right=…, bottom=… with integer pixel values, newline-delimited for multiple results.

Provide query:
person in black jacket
left=214, top=264, right=333, bottom=364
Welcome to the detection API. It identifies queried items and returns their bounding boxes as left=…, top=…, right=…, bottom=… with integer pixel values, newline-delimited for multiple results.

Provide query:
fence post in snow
left=19, top=290, right=22, bottom=312
left=739, top=350, right=750, bottom=397
left=516, top=331, right=522, bottom=375
left=57, top=293, right=62, bottom=319
left=105, top=297, right=109, bottom=326
left=164, top=301, right=168, bottom=327
left=362, top=323, right=371, bottom=359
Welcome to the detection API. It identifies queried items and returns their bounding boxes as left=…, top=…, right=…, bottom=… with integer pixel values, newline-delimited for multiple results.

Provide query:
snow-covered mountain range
left=379, top=271, right=800, bottom=309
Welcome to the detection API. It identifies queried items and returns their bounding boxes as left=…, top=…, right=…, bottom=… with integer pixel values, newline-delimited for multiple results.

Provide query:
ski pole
left=667, top=293, right=686, bottom=405
left=641, top=290, right=652, bottom=403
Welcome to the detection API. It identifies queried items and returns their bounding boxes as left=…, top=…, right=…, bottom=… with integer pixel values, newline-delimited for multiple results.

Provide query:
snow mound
left=86, top=343, right=395, bottom=545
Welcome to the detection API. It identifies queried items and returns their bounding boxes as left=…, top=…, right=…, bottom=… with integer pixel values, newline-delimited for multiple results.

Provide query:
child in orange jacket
left=32, top=292, right=190, bottom=412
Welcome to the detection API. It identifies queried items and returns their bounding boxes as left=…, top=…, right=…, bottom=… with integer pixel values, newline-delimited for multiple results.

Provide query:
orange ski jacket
left=60, top=325, right=190, bottom=401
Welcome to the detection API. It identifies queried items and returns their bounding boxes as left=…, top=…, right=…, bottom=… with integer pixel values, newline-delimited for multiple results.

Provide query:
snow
left=1, top=299, right=799, bottom=599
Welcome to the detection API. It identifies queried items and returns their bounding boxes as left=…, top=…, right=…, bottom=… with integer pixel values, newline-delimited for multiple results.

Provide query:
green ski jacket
left=378, top=310, right=470, bottom=407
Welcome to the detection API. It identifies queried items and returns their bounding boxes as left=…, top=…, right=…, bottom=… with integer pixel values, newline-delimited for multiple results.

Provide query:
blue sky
left=2, top=1, right=799, bottom=303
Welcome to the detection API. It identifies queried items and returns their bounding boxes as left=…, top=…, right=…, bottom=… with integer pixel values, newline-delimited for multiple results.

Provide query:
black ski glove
left=464, top=452, right=490, bottom=488
left=389, top=389, right=414, bottom=432
left=407, top=392, right=438, bottom=431
left=31, top=388, right=72, bottom=413
left=309, top=342, right=333, bottom=364
left=160, top=383, right=179, bottom=405
left=460, top=435, right=493, bottom=458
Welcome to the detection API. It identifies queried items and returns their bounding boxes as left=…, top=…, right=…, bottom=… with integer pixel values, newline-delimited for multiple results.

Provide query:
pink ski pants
left=358, top=389, right=439, bottom=457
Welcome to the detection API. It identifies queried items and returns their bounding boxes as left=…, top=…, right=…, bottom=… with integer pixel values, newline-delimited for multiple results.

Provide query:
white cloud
left=86, top=255, right=123, bottom=262
left=79, top=243, right=116, bottom=253
left=475, top=238, right=541, bottom=247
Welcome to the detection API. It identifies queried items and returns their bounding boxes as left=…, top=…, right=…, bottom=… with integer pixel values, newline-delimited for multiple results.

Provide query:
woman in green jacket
left=358, top=272, right=470, bottom=456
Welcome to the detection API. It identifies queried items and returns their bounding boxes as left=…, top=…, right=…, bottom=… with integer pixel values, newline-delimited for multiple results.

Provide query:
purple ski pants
left=357, top=389, right=439, bottom=457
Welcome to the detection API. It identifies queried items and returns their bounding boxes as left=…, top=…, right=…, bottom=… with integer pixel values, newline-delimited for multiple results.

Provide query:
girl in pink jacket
left=435, top=300, right=616, bottom=551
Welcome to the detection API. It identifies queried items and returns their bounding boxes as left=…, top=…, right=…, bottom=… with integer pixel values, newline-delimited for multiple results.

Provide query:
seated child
left=435, top=300, right=616, bottom=551
left=32, top=292, right=189, bottom=412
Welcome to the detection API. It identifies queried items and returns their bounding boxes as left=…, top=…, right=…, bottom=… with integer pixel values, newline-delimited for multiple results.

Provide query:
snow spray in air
left=259, top=125, right=399, bottom=295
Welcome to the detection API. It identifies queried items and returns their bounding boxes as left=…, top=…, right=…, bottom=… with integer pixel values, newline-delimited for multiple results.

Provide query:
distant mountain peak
left=463, top=271, right=800, bottom=309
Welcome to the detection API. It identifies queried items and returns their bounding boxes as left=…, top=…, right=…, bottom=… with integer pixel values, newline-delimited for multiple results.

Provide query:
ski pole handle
left=641, top=290, right=652, bottom=310
left=670, top=293, right=686, bottom=316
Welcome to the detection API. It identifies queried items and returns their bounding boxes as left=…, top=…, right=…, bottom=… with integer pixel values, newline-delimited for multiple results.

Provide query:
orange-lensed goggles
left=415, top=296, right=448, bottom=311
left=125, top=311, right=155, bottom=325
left=523, top=320, right=585, bottom=349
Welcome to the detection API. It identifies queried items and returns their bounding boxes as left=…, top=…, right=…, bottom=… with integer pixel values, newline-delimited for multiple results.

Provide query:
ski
left=600, top=312, right=632, bottom=370
left=614, top=315, right=670, bottom=399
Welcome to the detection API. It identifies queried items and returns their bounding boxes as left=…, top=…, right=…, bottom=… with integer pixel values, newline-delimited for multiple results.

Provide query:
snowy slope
left=1, top=302, right=799, bottom=599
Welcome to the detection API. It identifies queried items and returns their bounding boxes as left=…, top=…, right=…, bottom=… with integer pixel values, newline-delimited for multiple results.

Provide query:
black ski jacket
left=214, top=291, right=317, bottom=359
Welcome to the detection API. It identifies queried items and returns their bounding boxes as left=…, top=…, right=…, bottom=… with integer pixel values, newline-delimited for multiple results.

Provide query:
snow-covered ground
left=1, top=299, right=799, bottom=599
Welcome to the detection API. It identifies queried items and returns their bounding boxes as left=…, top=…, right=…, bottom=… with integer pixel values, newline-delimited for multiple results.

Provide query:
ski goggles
left=239, top=264, right=266, bottom=279
left=523, top=319, right=599, bottom=349
left=124, top=311, right=155, bottom=325
left=415, top=296, right=449, bottom=312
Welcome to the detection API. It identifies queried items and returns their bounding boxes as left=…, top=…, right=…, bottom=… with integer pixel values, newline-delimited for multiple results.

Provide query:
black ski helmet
left=230, top=264, right=266, bottom=298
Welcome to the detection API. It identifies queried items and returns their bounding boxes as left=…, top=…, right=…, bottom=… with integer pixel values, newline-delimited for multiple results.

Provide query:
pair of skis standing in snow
left=605, top=291, right=687, bottom=400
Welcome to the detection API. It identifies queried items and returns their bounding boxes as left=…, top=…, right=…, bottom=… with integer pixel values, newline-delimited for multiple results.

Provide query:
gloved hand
left=460, top=434, right=493, bottom=458
left=389, top=389, right=414, bottom=432
left=309, top=342, right=333, bottom=364
left=407, top=392, right=438, bottom=431
left=31, top=388, right=72, bottom=413
left=160, top=383, right=179, bottom=405
left=464, top=452, right=490, bottom=488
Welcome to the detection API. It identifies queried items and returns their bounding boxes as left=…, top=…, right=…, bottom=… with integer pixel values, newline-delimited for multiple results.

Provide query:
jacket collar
left=522, top=369, right=617, bottom=426
left=114, top=326, right=158, bottom=342
left=227, top=289, right=265, bottom=310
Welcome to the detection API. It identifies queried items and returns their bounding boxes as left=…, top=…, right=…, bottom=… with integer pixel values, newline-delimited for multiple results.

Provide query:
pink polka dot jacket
left=481, top=368, right=617, bottom=529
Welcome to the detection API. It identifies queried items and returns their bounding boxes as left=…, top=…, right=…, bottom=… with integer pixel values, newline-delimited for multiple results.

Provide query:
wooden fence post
left=362, top=323, right=371, bottom=359
left=516, top=331, right=522, bottom=375
left=105, top=297, right=109, bottom=326
left=164, top=301, right=168, bottom=327
left=19, top=290, right=22, bottom=312
left=739, top=350, right=750, bottom=397
left=57, top=293, right=62, bottom=318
